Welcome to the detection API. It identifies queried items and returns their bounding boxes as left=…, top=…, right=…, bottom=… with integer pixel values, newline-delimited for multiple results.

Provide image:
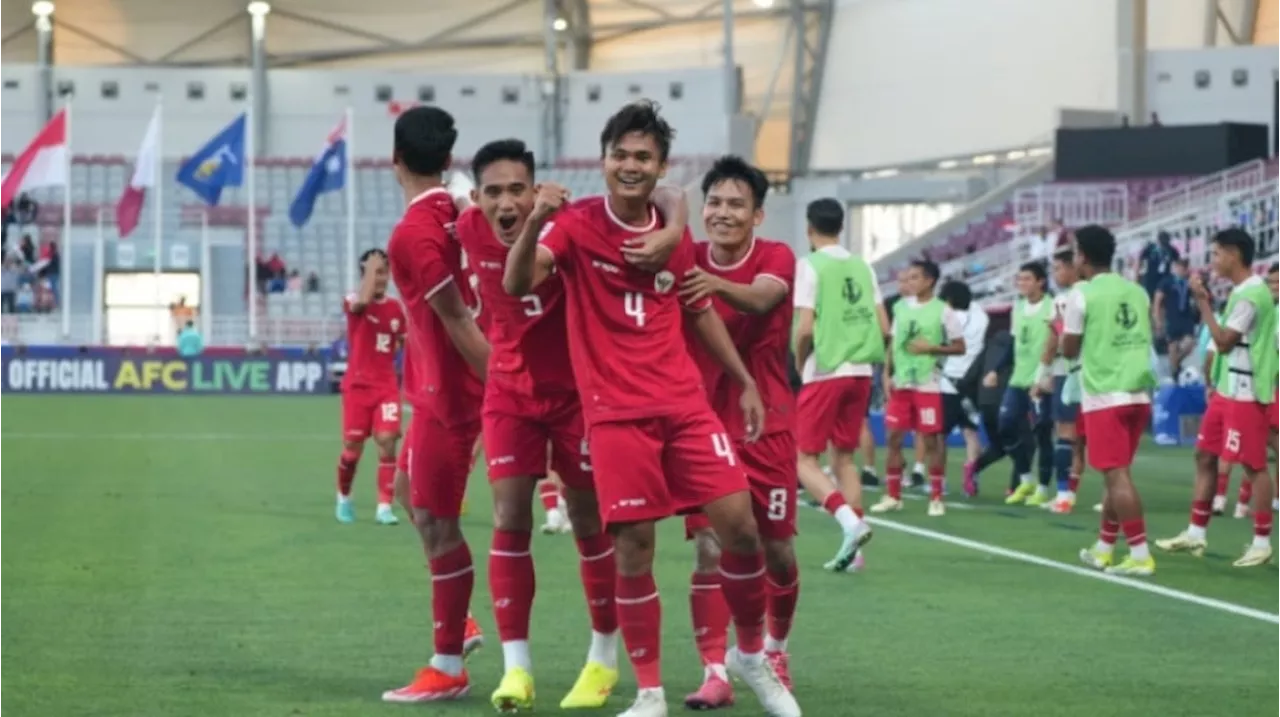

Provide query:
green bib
left=892, top=298, right=945, bottom=387
left=1078, top=274, right=1157, bottom=396
left=1214, top=280, right=1278, bottom=403
left=805, top=251, right=885, bottom=371
left=1010, top=296, right=1053, bottom=388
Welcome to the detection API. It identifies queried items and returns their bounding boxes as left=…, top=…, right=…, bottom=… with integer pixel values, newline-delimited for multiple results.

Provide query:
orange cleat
left=766, top=651, right=793, bottom=691
left=463, top=613, right=484, bottom=660
left=381, top=666, right=470, bottom=703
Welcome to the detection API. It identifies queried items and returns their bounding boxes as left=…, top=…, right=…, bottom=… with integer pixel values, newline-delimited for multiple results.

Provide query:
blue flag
left=175, top=114, right=247, bottom=206
left=289, top=118, right=348, bottom=228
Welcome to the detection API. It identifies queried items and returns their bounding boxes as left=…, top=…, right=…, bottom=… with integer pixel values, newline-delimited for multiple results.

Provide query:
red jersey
left=387, top=187, right=483, bottom=426
left=685, top=239, right=796, bottom=440
left=539, top=196, right=710, bottom=425
left=341, top=294, right=407, bottom=391
left=455, top=206, right=575, bottom=398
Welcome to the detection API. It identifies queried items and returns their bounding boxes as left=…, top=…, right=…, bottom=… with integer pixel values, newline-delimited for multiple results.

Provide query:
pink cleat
left=963, top=461, right=977, bottom=497
left=766, top=651, right=793, bottom=691
left=684, top=674, right=735, bottom=710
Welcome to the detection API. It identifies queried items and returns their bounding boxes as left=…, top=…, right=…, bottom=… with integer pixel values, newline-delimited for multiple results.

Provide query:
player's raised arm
left=689, top=307, right=764, bottom=439
left=427, top=282, right=490, bottom=381
left=503, top=182, right=567, bottom=296
left=621, top=185, right=688, bottom=271
left=348, top=250, right=384, bottom=314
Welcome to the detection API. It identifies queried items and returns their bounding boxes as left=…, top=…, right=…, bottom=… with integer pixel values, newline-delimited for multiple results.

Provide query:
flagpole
left=152, top=99, right=165, bottom=344
left=60, top=100, right=72, bottom=339
left=246, top=106, right=258, bottom=341
left=92, top=207, right=104, bottom=344
left=344, top=106, right=356, bottom=295
left=201, top=210, right=212, bottom=342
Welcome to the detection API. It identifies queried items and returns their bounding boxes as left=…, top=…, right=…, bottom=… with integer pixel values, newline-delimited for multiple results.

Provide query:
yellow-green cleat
left=490, top=666, right=535, bottom=713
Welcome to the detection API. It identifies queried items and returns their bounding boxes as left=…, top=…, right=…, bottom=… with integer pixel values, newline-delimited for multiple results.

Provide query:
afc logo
left=1114, top=302, right=1139, bottom=330
left=389, top=318, right=400, bottom=332
left=903, top=319, right=920, bottom=341
left=841, top=277, right=862, bottom=304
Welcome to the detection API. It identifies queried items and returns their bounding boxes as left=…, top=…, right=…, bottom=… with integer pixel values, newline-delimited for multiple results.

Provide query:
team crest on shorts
left=654, top=270, right=675, bottom=294
left=390, top=318, right=400, bottom=332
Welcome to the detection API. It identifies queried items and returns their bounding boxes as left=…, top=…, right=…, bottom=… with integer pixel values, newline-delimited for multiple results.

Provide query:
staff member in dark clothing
left=971, top=330, right=1025, bottom=494
left=1139, top=230, right=1179, bottom=298
left=1153, top=257, right=1198, bottom=377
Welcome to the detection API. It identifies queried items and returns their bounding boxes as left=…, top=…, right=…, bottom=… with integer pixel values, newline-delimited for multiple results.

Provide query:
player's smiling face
left=366, top=259, right=390, bottom=296
left=703, top=178, right=761, bottom=248
left=603, top=131, right=666, bottom=201
left=1052, top=259, right=1074, bottom=288
left=1016, top=270, right=1038, bottom=299
left=474, top=159, right=534, bottom=243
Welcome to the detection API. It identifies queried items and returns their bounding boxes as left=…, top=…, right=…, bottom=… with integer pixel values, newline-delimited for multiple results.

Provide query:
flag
left=116, top=106, right=161, bottom=238
left=1, top=109, right=68, bottom=208
left=289, top=117, right=348, bottom=228
left=175, top=113, right=246, bottom=205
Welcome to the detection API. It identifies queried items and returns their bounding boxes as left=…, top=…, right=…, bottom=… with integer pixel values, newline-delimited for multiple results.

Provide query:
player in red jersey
left=381, top=106, right=490, bottom=703
left=676, top=156, right=801, bottom=707
left=335, top=249, right=406, bottom=526
left=504, top=101, right=801, bottom=717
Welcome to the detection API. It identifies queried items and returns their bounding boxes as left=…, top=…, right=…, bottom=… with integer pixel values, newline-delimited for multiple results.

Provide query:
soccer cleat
left=559, top=661, right=619, bottom=709
left=541, top=507, right=572, bottom=535
left=1232, top=543, right=1273, bottom=568
left=859, top=468, right=880, bottom=487
left=1104, top=555, right=1155, bottom=576
left=765, top=651, right=793, bottom=692
left=1211, top=495, right=1227, bottom=516
left=1092, top=503, right=1103, bottom=513
left=845, top=551, right=866, bottom=573
left=1005, top=482, right=1036, bottom=505
left=619, top=688, right=669, bottom=717
left=382, top=666, right=470, bottom=703
left=1026, top=489, right=1052, bottom=508
left=927, top=500, right=946, bottom=517
left=962, top=462, right=978, bottom=497
left=1154, top=531, right=1207, bottom=557
left=491, top=666, right=535, bottom=713
left=1048, top=496, right=1075, bottom=514
left=1078, top=546, right=1114, bottom=570
left=823, top=521, right=873, bottom=572
left=1233, top=502, right=1249, bottom=519
left=336, top=498, right=355, bottom=524
left=375, top=504, right=399, bottom=525
left=868, top=496, right=902, bottom=513
left=725, top=647, right=801, bottom=717
left=464, top=615, right=485, bottom=660
left=684, top=675, right=735, bottom=710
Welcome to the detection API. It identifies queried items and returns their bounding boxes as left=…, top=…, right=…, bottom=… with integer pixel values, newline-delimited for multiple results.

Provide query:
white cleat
left=374, top=504, right=399, bottom=525
left=540, top=507, right=573, bottom=535
left=927, top=500, right=946, bottom=517
left=1232, top=502, right=1250, bottom=520
left=726, top=647, right=801, bottom=717
left=1211, top=495, right=1227, bottom=516
left=869, top=496, right=903, bottom=513
left=617, top=687, right=668, bottom=717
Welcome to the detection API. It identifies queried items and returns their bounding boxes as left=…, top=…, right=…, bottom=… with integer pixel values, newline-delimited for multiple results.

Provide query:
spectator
left=170, top=295, right=196, bottom=333
left=176, top=320, right=204, bottom=357
left=1, top=256, right=20, bottom=312
left=13, top=193, right=38, bottom=226
left=18, top=234, right=36, bottom=265
left=39, top=240, right=60, bottom=301
left=1153, top=258, right=1198, bottom=375
left=286, top=269, right=303, bottom=294
left=266, top=252, right=286, bottom=280
left=1139, top=230, right=1179, bottom=298
left=305, top=271, right=321, bottom=293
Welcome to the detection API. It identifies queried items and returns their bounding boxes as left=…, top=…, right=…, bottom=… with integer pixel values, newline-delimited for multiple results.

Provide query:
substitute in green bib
left=1032, top=249, right=1085, bottom=515
left=1061, top=225, right=1156, bottom=578
left=791, top=198, right=883, bottom=573
left=998, top=261, right=1056, bottom=508
left=1158, top=229, right=1276, bottom=569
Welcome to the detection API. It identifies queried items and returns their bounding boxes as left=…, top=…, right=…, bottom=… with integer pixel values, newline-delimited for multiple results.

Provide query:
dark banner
left=2, top=347, right=329, bottom=395
left=1054, top=123, right=1270, bottom=180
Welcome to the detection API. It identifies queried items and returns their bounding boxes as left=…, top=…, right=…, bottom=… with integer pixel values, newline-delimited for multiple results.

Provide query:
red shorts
left=1221, top=397, right=1271, bottom=471
left=406, top=409, right=481, bottom=518
left=796, top=377, right=871, bottom=454
left=884, top=388, right=944, bottom=435
left=590, top=407, right=748, bottom=527
left=1082, top=403, right=1150, bottom=471
left=483, top=390, right=591, bottom=491
left=397, top=421, right=413, bottom=473
left=685, top=431, right=798, bottom=541
left=1196, top=393, right=1228, bottom=457
left=342, top=386, right=402, bottom=441
left=1271, top=390, right=1279, bottom=434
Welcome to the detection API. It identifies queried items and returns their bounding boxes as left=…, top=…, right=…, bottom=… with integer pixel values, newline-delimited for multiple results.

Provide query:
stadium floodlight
left=31, top=1, right=54, bottom=18
left=246, top=1, right=271, bottom=17
left=752, top=0, right=775, bottom=8
left=552, top=17, right=568, bottom=31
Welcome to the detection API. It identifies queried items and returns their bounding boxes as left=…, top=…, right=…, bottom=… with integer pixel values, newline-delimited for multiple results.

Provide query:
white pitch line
left=865, top=516, right=1279, bottom=625
left=1, top=432, right=332, bottom=442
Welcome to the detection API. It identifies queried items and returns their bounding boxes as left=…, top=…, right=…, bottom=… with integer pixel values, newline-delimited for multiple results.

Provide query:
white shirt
left=1061, top=285, right=1150, bottom=413
left=1051, top=290, right=1073, bottom=377
left=1221, top=275, right=1264, bottom=401
left=794, top=245, right=883, bottom=383
left=941, top=304, right=989, bottom=394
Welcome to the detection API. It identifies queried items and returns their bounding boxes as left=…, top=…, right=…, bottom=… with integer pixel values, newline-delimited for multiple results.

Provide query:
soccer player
left=382, top=106, right=491, bottom=703
left=1064, top=225, right=1158, bottom=576
left=871, top=259, right=965, bottom=516
left=504, top=101, right=800, bottom=717
left=937, top=279, right=988, bottom=497
left=1156, top=229, right=1275, bottom=567
left=456, top=138, right=682, bottom=711
left=1001, top=262, right=1056, bottom=507
left=335, top=248, right=406, bottom=525
left=676, top=156, right=801, bottom=706
left=791, top=198, right=880, bottom=571
left=1033, top=249, right=1085, bottom=514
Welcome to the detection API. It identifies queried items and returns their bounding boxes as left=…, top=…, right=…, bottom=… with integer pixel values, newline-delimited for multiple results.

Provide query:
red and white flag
left=116, top=106, right=161, bottom=238
left=1, top=109, right=68, bottom=208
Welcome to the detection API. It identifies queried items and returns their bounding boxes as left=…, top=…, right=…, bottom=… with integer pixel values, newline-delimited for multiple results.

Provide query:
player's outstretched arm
left=428, top=282, right=491, bottom=381
left=503, top=183, right=566, bottom=295
left=682, top=271, right=788, bottom=315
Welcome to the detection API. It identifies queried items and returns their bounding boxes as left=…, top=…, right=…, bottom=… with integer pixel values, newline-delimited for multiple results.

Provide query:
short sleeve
left=537, top=218, right=572, bottom=270
left=390, top=220, right=454, bottom=301
left=942, top=307, right=965, bottom=341
left=1225, top=296, right=1257, bottom=334
left=670, top=230, right=711, bottom=312
left=757, top=243, right=795, bottom=290
left=1062, top=289, right=1086, bottom=335
left=793, top=258, right=817, bottom=310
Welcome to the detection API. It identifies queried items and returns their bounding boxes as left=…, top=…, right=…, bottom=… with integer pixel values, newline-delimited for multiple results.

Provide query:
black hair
left=939, top=279, right=973, bottom=310
left=806, top=198, right=844, bottom=236
left=1269, top=262, right=1278, bottom=274
left=393, top=106, right=457, bottom=177
left=599, top=99, right=674, bottom=161
left=1052, top=248, right=1074, bottom=265
left=700, top=155, right=769, bottom=209
left=359, top=247, right=388, bottom=275
left=910, top=258, right=940, bottom=288
left=472, top=138, right=535, bottom=184
left=1074, top=224, right=1116, bottom=268
left=1211, top=227, right=1256, bottom=267
left=1018, top=261, right=1047, bottom=283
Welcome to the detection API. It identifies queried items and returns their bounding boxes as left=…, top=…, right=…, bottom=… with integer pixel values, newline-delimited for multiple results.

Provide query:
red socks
left=538, top=481, right=561, bottom=512
left=1120, top=519, right=1147, bottom=548
left=1254, top=509, right=1273, bottom=539
left=376, top=458, right=395, bottom=504
left=1215, top=470, right=1230, bottom=498
left=689, top=572, right=729, bottom=666
left=336, top=449, right=359, bottom=496
left=575, top=533, right=618, bottom=634
left=766, top=563, right=799, bottom=647
left=489, top=530, right=535, bottom=642
left=617, top=573, right=662, bottom=689
left=886, top=473, right=903, bottom=500
left=1190, top=500, right=1212, bottom=528
left=1098, top=519, right=1119, bottom=545
left=1067, top=473, right=1080, bottom=493
left=929, top=470, right=944, bottom=501
left=821, top=492, right=845, bottom=515
left=1239, top=480, right=1254, bottom=506
left=718, top=550, right=767, bottom=655
left=428, top=542, right=475, bottom=656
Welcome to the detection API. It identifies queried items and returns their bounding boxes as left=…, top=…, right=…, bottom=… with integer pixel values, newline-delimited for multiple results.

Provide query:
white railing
left=1012, top=182, right=1130, bottom=230
left=1145, top=159, right=1269, bottom=220
left=1, top=315, right=97, bottom=345
left=1, top=313, right=342, bottom=347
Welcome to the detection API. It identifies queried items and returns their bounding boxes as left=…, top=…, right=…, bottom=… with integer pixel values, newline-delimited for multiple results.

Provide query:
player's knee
left=610, top=522, right=657, bottom=575
left=372, top=435, right=397, bottom=460
left=692, top=529, right=721, bottom=573
left=412, top=510, right=463, bottom=556
left=342, top=440, right=364, bottom=457
left=563, top=490, right=602, bottom=537
left=492, top=491, right=535, bottom=533
left=762, top=538, right=795, bottom=578
left=830, top=449, right=855, bottom=470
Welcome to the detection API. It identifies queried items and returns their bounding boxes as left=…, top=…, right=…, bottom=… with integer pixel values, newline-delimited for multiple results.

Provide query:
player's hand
left=532, top=182, right=570, bottom=222
left=622, top=228, right=682, bottom=272
left=679, top=267, right=723, bottom=305
left=740, top=381, right=765, bottom=442
left=982, top=371, right=998, bottom=388
left=1188, top=273, right=1210, bottom=303
left=906, top=338, right=932, bottom=355
left=363, top=251, right=386, bottom=272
